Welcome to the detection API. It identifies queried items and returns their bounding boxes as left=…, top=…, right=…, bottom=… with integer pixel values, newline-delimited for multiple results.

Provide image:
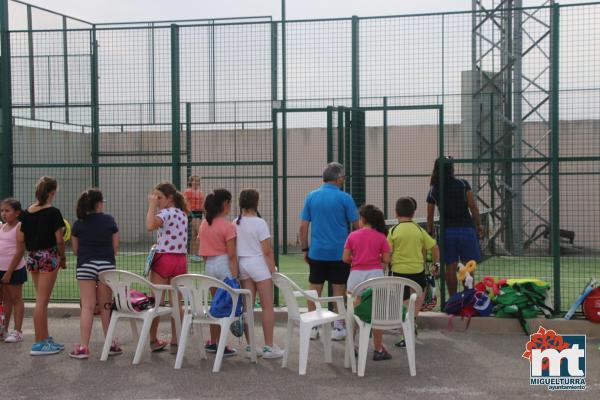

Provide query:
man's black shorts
left=308, top=258, right=350, bottom=285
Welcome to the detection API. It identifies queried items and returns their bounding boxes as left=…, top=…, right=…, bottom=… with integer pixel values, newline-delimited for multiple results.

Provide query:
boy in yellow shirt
left=387, top=197, right=440, bottom=346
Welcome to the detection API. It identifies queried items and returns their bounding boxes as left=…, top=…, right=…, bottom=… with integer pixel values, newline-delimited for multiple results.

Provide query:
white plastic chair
left=346, top=276, right=423, bottom=377
left=99, top=270, right=179, bottom=364
left=272, top=272, right=350, bottom=375
left=171, top=274, right=256, bottom=372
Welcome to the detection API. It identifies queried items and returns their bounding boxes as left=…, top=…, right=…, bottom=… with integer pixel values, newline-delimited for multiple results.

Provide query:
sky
left=21, top=0, right=592, bottom=24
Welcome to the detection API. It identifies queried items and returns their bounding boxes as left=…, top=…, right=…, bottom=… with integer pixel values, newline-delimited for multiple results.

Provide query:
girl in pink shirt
left=198, top=188, right=238, bottom=357
left=0, top=198, right=26, bottom=343
left=342, top=204, right=391, bottom=361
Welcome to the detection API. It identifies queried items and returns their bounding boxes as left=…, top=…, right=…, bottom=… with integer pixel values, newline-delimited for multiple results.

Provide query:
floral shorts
left=27, top=247, right=60, bottom=273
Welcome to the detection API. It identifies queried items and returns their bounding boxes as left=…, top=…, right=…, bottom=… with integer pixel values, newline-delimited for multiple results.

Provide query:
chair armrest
left=293, top=289, right=323, bottom=310
left=153, top=284, right=173, bottom=291
left=149, top=284, right=175, bottom=306
left=231, top=288, right=253, bottom=311
left=233, top=288, right=252, bottom=296
left=305, top=294, right=346, bottom=315
left=293, top=289, right=319, bottom=298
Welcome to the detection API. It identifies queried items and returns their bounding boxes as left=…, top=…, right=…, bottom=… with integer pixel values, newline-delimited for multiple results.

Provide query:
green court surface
left=20, top=253, right=598, bottom=312
left=21, top=253, right=313, bottom=304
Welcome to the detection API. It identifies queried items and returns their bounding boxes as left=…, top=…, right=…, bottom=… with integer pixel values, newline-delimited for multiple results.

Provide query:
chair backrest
left=352, top=277, right=423, bottom=327
left=171, top=274, right=242, bottom=319
left=272, top=272, right=302, bottom=319
left=99, top=270, right=154, bottom=314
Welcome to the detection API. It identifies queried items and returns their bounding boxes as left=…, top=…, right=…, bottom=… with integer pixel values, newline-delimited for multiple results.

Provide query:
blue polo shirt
left=300, top=183, right=359, bottom=261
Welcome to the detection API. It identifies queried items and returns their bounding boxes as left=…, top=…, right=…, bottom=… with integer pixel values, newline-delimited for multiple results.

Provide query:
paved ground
left=1, top=317, right=598, bottom=400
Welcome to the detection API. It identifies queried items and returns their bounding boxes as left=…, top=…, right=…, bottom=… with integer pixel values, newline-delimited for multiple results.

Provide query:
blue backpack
left=444, top=289, right=476, bottom=316
left=209, top=277, right=244, bottom=318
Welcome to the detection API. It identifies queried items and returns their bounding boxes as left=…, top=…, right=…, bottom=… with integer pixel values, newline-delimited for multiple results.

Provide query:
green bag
left=493, top=282, right=554, bottom=335
left=354, top=288, right=407, bottom=324
left=354, top=288, right=374, bottom=323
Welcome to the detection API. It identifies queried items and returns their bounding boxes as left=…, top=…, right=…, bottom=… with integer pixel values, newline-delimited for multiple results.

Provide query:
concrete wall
left=12, top=126, right=92, bottom=226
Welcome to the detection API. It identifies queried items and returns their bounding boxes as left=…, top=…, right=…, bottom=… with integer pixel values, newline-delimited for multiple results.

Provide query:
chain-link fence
left=1, top=0, right=599, bottom=312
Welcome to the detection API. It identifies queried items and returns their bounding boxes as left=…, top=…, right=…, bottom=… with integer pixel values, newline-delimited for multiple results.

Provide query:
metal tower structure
left=471, top=0, right=556, bottom=255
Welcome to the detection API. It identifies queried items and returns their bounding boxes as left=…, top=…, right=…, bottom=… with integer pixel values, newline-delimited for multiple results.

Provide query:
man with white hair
left=299, top=162, right=359, bottom=340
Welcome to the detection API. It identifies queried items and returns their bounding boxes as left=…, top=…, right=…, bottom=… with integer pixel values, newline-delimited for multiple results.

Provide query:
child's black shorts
left=0, top=267, right=28, bottom=285
left=391, top=271, right=427, bottom=300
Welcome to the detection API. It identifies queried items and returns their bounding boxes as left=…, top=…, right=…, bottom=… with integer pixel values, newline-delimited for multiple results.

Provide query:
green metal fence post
left=489, top=93, right=496, bottom=254
left=383, top=97, right=389, bottom=218
left=337, top=108, right=344, bottom=165
left=351, top=14, right=358, bottom=196
left=271, top=21, right=280, bottom=305
left=26, top=5, right=35, bottom=120
left=90, top=25, right=100, bottom=187
left=209, top=20, right=216, bottom=123
left=550, top=3, right=561, bottom=313
left=351, top=109, right=366, bottom=206
left=350, top=16, right=364, bottom=204
left=326, top=106, right=333, bottom=163
left=0, top=0, right=13, bottom=199
left=438, top=106, right=446, bottom=307
left=344, top=109, right=351, bottom=194
left=281, top=0, right=288, bottom=255
left=185, top=102, right=192, bottom=181
left=171, top=24, right=181, bottom=189
left=62, top=16, right=70, bottom=124
left=150, top=22, right=156, bottom=125
left=351, top=16, right=359, bottom=110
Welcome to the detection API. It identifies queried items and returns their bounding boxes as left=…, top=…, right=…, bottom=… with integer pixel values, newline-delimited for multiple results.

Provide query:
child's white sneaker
left=332, top=326, right=346, bottom=341
left=4, top=330, right=23, bottom=343
left=244, top=345, right=263, bottom=358
left=262, top=345, right=284, bottom=359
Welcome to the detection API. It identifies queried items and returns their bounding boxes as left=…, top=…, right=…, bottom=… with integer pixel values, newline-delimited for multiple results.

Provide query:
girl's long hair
left=35, top=176, right=58, bottom=206
left=359, top=204, right=387, bottom=235
left=204, top=188, right=232, bottom=225
left=429, top=157, right=455, bottom=187
left=236, top=189, right=261, bottom=225
left=76, top=188, right=103, bottom=220
left=155, top=182, right=189, bottom=214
